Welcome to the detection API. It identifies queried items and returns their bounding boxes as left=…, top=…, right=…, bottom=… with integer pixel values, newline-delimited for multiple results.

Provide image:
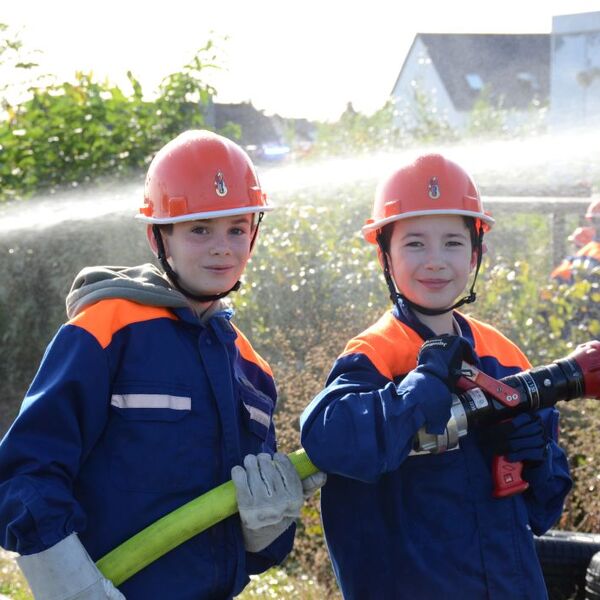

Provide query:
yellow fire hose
left=95, top=449, right=318, bottom=586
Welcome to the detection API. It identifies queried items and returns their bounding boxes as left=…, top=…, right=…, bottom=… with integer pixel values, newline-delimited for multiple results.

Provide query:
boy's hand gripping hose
left=413, top=340, right=600, bottom=496
left=96, top=449, right=318, bottom=586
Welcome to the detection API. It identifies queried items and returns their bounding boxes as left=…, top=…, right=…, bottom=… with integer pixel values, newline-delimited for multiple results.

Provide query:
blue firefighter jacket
left=551, top=239, right=600, bottom=284
left=300, top=303, right=572, bottom=600
left=0, top=266, right=294, bottom=599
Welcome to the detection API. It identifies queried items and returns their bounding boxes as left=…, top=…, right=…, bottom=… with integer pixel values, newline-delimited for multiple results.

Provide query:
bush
left=0, top=25, right=222, bottom=202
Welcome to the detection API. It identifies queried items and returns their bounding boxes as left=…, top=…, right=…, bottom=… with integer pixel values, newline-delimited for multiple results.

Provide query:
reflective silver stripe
left=409, top=445, right=460, bottom=456
left=244, top=403, right=271, bottom=428
left=111, top=394, right=191, bottom=410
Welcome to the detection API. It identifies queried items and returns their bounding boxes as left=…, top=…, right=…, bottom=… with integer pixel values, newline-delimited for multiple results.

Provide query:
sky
left=1, top=0, right=599, bottom=122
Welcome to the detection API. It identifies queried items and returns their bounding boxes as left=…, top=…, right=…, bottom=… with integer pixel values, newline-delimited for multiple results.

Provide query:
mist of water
left=1, top=129, right=598, bottom=233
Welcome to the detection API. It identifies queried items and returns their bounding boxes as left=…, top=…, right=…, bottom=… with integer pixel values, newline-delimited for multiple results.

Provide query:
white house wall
left=550, top=12, right=600, bottom=131
left=391, top=37, right=465, bottom=131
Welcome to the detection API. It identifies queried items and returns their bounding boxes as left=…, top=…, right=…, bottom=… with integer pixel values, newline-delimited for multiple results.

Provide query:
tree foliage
left=312, top=80, right=548, bottom=157
left=0, top=24, right=221, bottom=202
left=0, top=22, right=44, bottom=113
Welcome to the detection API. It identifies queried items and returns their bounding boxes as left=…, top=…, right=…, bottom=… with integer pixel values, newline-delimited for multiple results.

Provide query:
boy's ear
left=470, top=250, right=477, bottom=271
left=146, top=225, right=168, bottom=258
left=247, top=211, right=264, bottom=255
left=248, top=223, right=259, bottom=256
left=470, top=244, right=486, bottom=270
left=376, top=245, right=393, bottom=271
left=146, top=225, right=157, bottom=255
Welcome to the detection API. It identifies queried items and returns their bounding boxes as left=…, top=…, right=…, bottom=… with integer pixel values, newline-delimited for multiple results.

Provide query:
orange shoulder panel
left=341, top=311, right=423, bottom=380
left=68, top=299, right=177, bottom=349
left=579, top=240, right=600, bottom=261
left=232, top=324, right=273, bottom=377
left=550, top=259, right=573, bottom=282
left=465, top=315, right=531, bottom=370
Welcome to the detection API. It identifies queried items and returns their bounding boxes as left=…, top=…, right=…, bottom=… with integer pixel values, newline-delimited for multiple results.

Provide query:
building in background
left=205, top=101, right=315, bottom=162
left=390, top=33, right=549, bottom=132
left=390, top=12, right=600, bottom=133
left=550, top=11, right=600, bottom=131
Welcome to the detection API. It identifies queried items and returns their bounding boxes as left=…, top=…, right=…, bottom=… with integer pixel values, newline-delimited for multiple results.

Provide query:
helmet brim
left=362, top=209, right=495, bottom=244
left=136, top=204, right=274, bottom=224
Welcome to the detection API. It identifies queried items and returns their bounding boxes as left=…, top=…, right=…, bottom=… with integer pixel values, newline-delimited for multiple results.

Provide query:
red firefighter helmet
left=568, top=226, right=595, bottom=249
left=585, top=199, right=600, bottom=221
left=362, top=154, right=494, bottom=244
left=137, top=130, right=272, bottom=224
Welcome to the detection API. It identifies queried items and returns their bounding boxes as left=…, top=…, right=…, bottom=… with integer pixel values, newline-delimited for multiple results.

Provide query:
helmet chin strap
left=377, top=226, right=485, bottom=317
left=151, top=214, right=263, bottom=303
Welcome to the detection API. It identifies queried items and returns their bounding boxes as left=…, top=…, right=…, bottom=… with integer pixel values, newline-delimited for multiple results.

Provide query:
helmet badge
left=215, top=171, right=228, bottom=197
left=428, top=177, right=441, bottom=200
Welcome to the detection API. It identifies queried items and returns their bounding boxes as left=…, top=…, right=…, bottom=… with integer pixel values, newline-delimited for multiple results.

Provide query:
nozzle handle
left=565, top=340, right=600, bottom=399
left=491, top=455, right=529, bottom=498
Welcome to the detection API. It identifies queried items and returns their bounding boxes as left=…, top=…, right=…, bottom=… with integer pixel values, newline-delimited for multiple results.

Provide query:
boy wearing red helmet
left=0, top=130, right=324, bottom=599
left=551, top=199, right=600, bottom=284
left=568, top=225, right=595, bottom=249
left=301, top=154, right=571, bottom=599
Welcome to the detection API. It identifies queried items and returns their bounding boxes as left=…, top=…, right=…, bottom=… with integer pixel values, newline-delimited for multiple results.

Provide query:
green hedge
left=0, top=35, right=230, bottom=202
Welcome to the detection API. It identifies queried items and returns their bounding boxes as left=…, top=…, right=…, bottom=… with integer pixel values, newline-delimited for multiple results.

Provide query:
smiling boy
left=0, top=130, right=324, bottom=599
left=300, top=154, right=572, bottom=599
left=383, top=213, right=476, bottom=334
left=150, top=215, right=256, bottom=301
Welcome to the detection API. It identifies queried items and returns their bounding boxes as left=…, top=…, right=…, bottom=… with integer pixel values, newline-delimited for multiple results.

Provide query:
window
left=465, top=73, right=484, bottom=91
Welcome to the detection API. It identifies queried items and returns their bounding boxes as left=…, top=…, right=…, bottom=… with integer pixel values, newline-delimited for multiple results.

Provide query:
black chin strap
left=377, top=225, right=485, bottom=317
left=152, top=213, right=263, bottom=303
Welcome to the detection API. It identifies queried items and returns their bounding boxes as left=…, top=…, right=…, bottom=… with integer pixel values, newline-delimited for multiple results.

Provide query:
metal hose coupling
left=412, top=395, right=469, bottom=454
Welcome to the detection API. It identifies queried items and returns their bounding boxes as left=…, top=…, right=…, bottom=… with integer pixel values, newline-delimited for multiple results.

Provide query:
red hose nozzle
left=563, top=340, right=600, bottom=400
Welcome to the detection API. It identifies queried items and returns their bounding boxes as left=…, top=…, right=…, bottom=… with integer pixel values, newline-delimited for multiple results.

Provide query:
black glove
left=416, top=334, right=476, bottom=390
left=486, top=412, right=548, bottom=466
left=397, top=335, right=476, bottom=435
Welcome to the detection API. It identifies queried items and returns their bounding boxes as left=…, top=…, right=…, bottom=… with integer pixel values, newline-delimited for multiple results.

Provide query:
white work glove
left=301, top=471, right=327, bottom=499
left=232, top=452, right=303, bottom=552
left=17, top=532, right=125, bottom=600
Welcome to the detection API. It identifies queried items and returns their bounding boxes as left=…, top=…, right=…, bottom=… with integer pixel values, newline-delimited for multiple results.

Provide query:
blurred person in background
left=551, top=199, right=600, bottom=284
